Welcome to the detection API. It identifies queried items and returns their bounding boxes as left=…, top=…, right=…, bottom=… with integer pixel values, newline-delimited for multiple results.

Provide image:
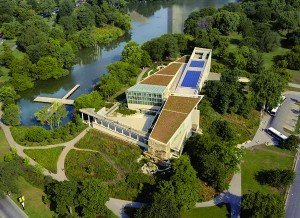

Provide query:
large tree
left=74, top=91, right=104, bottom=111
left=213, top=11, right=240, bottom=35
left=45, top=181, right=78, bottom=215
left=0, top=162, right=21, bottom=198
left=2, top=104, right=20, bottom=126
left=251, top=70, right=286, bottom=109
left=77, top=179, right=110, bottom=217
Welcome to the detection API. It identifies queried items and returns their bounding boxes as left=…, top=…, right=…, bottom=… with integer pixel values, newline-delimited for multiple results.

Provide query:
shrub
left=256, top=169, right=295, bottom=188
left=281, top=135, right=299, bottom=151
left=242, top=192, right=284, bottom=217
left=24, top=126, right=51, bottom=142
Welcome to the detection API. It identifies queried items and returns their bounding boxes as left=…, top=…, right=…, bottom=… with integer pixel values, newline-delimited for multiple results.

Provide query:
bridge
left=33, top=84, right=80, bottom=105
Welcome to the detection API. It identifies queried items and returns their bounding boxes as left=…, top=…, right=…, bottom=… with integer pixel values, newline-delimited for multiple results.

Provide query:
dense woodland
left=0, top=0, right=300, bottom=217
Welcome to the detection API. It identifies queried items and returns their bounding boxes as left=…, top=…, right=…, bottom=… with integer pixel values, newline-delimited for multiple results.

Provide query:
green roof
left=126, top=84, right=166, bottom=94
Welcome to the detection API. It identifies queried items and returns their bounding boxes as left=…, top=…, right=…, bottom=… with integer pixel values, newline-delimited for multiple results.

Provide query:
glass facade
left=127, top=91, right=163, bottom=106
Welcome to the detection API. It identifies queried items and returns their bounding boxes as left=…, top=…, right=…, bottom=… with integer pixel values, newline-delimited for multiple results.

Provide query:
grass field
left=182, top=204, right=230, bottom=218
left=65, top=150, right=117, bottom=181
left=12, top=177, right=54, bottom=218
left=242, top=145, right=295, bottom=196
left=24, top=147, right=64, bottom=173
left=0, top=128, right=10, bottom=162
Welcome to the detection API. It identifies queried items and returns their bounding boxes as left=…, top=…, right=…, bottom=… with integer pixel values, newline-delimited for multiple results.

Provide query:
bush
left=281, top=135, right=299, bottom=151
left=116, top=103, right=136, bottom=115
left=241, top=192, right=284, bottom=218
left=25, top=126, right=51, bottom=142
left=256, top=169, right=295, bottom=188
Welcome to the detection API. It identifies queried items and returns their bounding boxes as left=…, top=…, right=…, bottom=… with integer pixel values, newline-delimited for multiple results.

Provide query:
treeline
left=183, top=0, right=300, bottom=111
left=0, top=0, right=131, bottom=126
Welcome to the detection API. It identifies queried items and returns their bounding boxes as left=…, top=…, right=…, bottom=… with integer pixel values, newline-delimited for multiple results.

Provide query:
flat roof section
left=150, top=96, right=201, bottom=144
left=140, top=75, right=174, bottom=86
left=155, top=63, right=183, bottom=76
left=181, top=71, right=201, bottom=88
left=190, top=60, right=205, bottom=68
left=163, top=96, right=201, bottom=114
left=127, top=84, right=166, bottom=94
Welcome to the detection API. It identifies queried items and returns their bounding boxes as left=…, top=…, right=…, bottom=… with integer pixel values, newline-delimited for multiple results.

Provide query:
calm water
left=18, top=0, right=235, bottom=125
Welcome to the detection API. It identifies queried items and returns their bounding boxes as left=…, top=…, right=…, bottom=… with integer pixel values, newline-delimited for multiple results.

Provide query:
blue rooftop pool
left=190, top=60, right=205, bottom=68
left=181, top=71, right=202, bottom=88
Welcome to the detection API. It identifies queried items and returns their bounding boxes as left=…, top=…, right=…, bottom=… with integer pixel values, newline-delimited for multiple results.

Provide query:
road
left=0, top=196, right=27, bottom=218
left=271, top=92, right=300, bottom=136
left=286, top=154, right=300, bottom=218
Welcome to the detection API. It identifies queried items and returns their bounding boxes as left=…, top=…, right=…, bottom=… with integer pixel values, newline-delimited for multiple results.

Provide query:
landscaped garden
left=242, top=144, right=296, bottom=197
left=65, top=150, right=118, bottom=181
left=24, top=147, right=64, bottom=173
left=69, top=129, right=155, bottom=201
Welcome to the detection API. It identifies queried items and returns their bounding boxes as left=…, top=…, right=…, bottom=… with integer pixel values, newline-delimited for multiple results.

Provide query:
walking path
left=136, top=67, right=149, bottom=83
left=0, top=112, right=90, bottom=181
left=0, top=106, right=276, bottom=218
left=288, top=83, right=300, bottom=89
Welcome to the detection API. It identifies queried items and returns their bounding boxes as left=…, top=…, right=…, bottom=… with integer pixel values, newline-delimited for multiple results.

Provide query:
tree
left=2, top=104, right=20, bottom=126
left=98, top=74, right=122, bottom=100
left=107, top=61, right=139, bottom=85
left=58, top=0, right=75, bottom=19
left=185, top=134, right=242, bottom=191
left=1, top=20, right=21, bottom=39
left=241, top=192, right=284, bottom=218
left=35, top=102, right=68, bottom=129
left=39, top=0, right=56, bottom=16
left=45, top=181, right=78, bottom=215
left=285, top=46, right=300, bottom=70
left=0, top=86, right=19, bottom=106
left=210, top=120, right=235, bottom=141
left=254, top=23, right=279, bottom=52
left=77, top=179, right=110, bottom=217
left=286, top=29, right=300, bottom=47
left=251, top=70, right=286, bottom=109
left=34, top=56, right=68, bottom=80
left=0, top=162, right=21, bottom=197
left=74, top=4, right=95, bottom=30
left=276, top=11, right=300, bottom=31
left=135, top=155, right=198, bottom=217
left=0, top=0, right=15, bottom=25
left=169, top=155, right=199, bottom=212
left=74, top=91, right=104, bottom=111
left=24, top=126, right=51, bottom=142
left=135, top=183, right=180, bottom=218
left=256, top=169, right=295, bottom=188
left=10, top=73, right=34, bottom=91
left=213, top=11, right=240, bottom=35
left=121, top=41, right=151, bottom=67
left=281, top=135, right=299, bottom=151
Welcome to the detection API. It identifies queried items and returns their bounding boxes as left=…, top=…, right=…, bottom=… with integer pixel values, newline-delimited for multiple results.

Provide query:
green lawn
left=182, top=204, right=230, bottom=218
left=12, top=177, right=54, bottom=218
left=242, top=145, right=295, bottom=196
left=24, top=147, right=64, bottom=173
left=65, top=150, right=117, bottom=181
left=0, top=128, right=10, bottom=162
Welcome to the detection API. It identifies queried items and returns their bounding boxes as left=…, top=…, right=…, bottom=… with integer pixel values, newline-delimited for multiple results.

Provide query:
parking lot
left=270, top=92, right=300, bottom=136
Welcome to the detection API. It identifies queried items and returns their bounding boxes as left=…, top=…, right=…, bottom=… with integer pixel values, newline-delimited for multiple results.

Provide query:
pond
left=18, top=0, right=236, bottom=126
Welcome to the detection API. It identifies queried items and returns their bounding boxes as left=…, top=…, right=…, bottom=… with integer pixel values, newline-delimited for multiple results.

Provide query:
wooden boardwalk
left=62, top=84, right=80, bottom=99
left=33, top=84, right=80, bottom=105
left=33, top=97, right=74, bottom=105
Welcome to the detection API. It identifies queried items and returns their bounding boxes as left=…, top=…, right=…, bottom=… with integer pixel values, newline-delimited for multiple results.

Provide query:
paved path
left=0, top=112, right=90, bottom=181
left=0, top=196, right=28, bottom=218
left=289, top=83, right=300, bottom=89
left=286, top=153, right=300, bottom=218
left=136, top=67, right=149, bottom=83
left=106, top=198, right=146, bottom=218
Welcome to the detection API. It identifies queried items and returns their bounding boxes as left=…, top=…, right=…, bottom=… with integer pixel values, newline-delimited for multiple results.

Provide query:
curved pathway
left=0, top=113, right=91, bottom=181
